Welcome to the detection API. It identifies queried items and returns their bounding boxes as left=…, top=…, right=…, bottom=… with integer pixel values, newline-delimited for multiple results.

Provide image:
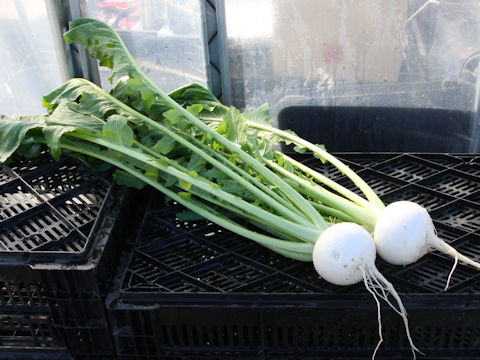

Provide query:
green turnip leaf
left=0, top=115, right=45, bottom=162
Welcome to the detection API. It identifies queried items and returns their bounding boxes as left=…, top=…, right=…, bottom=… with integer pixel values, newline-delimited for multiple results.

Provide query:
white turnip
left=374, top=201, right=480, bottom=289
left=313, top=222, right=420, bottom=359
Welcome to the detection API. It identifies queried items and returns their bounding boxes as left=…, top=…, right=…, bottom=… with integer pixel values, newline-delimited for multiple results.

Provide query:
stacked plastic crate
left=106, top=153, right=480, bottom=360
left=0, top=152, right=133, bottom=359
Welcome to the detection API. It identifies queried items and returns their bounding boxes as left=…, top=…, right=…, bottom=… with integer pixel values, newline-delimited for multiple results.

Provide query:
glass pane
left=224, top=0, right=480, bottom=152
left=86, top=0, right=208, bottom=92
left=0, top=0, right=64, bottom=115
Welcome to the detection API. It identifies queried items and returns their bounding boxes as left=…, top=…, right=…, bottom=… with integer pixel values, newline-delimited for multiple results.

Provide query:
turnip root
left=313, top=222, right=420, bottom=359
left=374, top=201, right=480, bottom=290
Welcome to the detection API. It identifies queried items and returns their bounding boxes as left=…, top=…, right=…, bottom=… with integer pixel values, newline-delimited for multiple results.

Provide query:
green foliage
left=0, top=17, right=383, bottom=262
left=46, top=101, right=104, bottom=132
left=113, top=169, right=146, bottom=189
left=101, top=115, right=135, bottom=147
left=64, top=18, right=138, bottom=82
left=0, top=114, right=45, bottom=162
left=152, top=136, right=176, bottom=155
left=218, top=107, right=247, bottom=145
left=243, top=103, right=270, bottom=125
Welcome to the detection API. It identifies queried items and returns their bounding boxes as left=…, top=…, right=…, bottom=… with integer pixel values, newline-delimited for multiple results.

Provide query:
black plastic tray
left=106, top=153, right=480, bottom=359
left=0, top=152, right=135, bottom=359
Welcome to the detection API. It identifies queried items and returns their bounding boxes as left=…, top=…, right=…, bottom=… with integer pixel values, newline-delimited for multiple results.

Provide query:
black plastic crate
left=0, top=152, right=135, bottom=359
left=106, top=153, right=480, bottom=359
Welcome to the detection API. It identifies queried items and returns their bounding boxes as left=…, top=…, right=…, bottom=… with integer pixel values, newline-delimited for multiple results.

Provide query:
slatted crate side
left=0, top=263, right=50, bottom=313
left=0, top=312, right=67, bottom=349
left=1, top=349, right=73, bottom=360
left=110, top=307, right=264, bottom=356
left=109, top=293, right=480, bottom=358
left=0, top=280, right=48, bottom=309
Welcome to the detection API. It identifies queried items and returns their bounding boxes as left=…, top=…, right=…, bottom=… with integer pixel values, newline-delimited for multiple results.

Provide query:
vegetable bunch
left=3, top=18, right=480, bottom=359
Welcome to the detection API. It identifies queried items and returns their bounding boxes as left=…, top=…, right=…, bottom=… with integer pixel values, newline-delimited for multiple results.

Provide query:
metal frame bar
left=44, top=0, right=101, bottom=85
left=202, top=0, right=231, bottom=105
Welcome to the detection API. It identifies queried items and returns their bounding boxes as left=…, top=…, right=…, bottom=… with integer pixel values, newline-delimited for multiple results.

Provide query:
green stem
left=183, top=133, right=314, bottom=223
left=246, top=121, right=384, bottom=211
left=268, top=160, right=377, bottom=230
left=68, top=132, right=320, bottom=243
left=60, top=140, right=314, bottom=260
left=135, top=136, right=312, bottom=229
left=205, top=115, right=383, bottom=213
left=187, top=187, right=310, bottom=243
left=279, top=152, right=379, bottom=214
left=309, top=201, right=358, bottom=224
left=132, top=77, right=327, bottom=230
